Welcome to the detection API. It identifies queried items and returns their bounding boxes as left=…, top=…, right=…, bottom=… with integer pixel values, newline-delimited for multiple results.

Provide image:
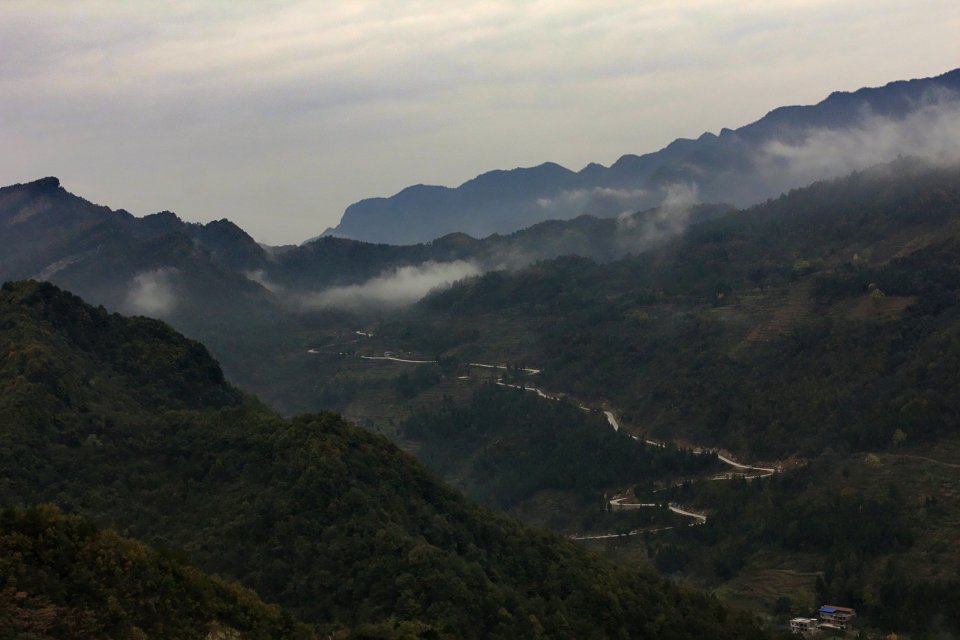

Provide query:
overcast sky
left=1, top=1, right=957, bottom=244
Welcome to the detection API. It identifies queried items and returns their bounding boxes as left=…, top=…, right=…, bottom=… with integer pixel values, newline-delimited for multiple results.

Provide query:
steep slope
left=326, top=68, right=960, bottom=244
left=0, top=177, right=299, bottom=400
left=0, top=281, right=770, bottom=640
left=0, top=177, right=268, bottom=280
left=0, top=505, right=312, bottom=640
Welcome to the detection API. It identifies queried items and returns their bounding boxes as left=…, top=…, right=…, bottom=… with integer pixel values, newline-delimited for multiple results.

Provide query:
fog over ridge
left=299, top=260, right=480, bottom=310
left=125, top=268, right=178, bottom=316
left=759, top=90, right=960, bottom=188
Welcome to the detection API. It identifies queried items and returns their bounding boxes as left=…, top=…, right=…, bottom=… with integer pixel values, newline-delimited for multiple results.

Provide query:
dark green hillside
left=0, top=505, right=311, bottom=640
left=403, top=384, right=718, bottom=511
left=0, top=280, right=770, bottom=639
left=409, top=160, right=960, bottom=458
left=0, top=177, right=298, bottom=408
left=347, top=159, right=960, bottom=634
left=614, top=443, right=960, bottom=637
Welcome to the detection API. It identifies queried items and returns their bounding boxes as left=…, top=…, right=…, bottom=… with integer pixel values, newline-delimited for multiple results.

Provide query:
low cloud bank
left=244, top=269, right=284, bottom=293
left=301, top=260, right=480, bottom=310
left=537, top=187, right=650, bottom=220
left=613, top=182, right=700, bottom=255
left=125, top=268, right=178, bottom=316
left=761, top=92, right=960, bottom=187
left=619, top=182, right=698, bottom=237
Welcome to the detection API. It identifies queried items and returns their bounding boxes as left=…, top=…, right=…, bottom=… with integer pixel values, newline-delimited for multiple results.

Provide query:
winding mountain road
left=338, top=344, right=782, bottom=535
left=360, top=355, right=437, bottom=364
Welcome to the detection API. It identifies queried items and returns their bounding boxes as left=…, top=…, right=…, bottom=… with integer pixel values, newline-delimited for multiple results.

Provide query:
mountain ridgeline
left=0, top=280, right=770, bottom=639
left=0, top=175, right=298, bottom=404
left=325, top=69, right=960, bottom=243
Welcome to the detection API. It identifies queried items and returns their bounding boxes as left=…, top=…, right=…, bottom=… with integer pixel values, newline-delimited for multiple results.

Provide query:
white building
left=789, top=617, right=818, bottom=634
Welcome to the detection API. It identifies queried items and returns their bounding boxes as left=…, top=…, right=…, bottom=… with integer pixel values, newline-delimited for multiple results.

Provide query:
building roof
left=819, top=605, right=855, bottom=614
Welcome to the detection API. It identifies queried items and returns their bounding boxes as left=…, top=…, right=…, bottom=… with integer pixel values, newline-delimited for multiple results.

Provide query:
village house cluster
left=790, top=605, right=857, bottom=635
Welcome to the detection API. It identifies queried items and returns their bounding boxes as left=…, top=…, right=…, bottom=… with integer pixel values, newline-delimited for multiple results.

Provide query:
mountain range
left=6, top=68, right=960, bottom=637
left=0, top=173, right=729, bottom=409
left=324, top=68, right=960, bottom=244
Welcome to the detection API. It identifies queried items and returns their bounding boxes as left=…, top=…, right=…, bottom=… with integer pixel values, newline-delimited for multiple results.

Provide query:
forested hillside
left=339, top=159, right=960, bottom=634
left=0, top=505, right=312, bottom=640
left=408, top=159, right=960, bottom=457
left=0, top=280, right=770, bottom=639
left=403, top=384, right=718, bottom=510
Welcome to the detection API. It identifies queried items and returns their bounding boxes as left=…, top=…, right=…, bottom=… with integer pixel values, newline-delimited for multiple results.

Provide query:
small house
left=818, top=605, right=856, bottom=629
left=789, top=617, right=818, bottom=634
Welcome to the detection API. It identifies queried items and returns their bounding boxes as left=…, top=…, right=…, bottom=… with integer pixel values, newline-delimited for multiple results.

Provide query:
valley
left=271, top=158, right=960, bottom=635
left=0, top=280, right=772, bottom=639
left=338, top=345, right=782, bottom=537
left=3, top=65, right=960, bottom=638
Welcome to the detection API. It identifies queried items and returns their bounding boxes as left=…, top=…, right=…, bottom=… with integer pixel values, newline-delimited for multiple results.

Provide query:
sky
left=1, top=1, right=958, bottom=245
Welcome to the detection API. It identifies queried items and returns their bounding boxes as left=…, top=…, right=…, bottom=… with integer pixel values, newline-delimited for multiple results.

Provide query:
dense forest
left=0, top=280, right=770, bottom=639
left=0, top=505, right=311, bottom=640
left=307, top=160, right=960, bottom=634
left=403, top=384, right=718, bottom=510
left=631, top=450, right=960, bottom=637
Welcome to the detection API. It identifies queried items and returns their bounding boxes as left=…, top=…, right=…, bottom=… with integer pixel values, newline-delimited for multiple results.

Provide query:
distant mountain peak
left=30, top=176, right=61, bottom=191
left=324, top=68, right=960, bottom=245
left=0, top=176, right=61, bottom=196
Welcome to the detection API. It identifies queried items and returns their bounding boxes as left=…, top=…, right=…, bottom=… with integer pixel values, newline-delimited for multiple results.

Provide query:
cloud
left=616, top=182, right=699, bottom=252
left=1, top=1, right=958, bottom=248
left=1, top=1, right=956, bottom=244
left=125, top=268, right=178, bottom=316
left=615, top=183, right=698, bottom=233
left=244, top=269, right=284, bottom=293
left=761, top=91, right=960, bottom=185
left=537, top=187, right=650, bottom=220
left=300, top=260, right=480, bottom=310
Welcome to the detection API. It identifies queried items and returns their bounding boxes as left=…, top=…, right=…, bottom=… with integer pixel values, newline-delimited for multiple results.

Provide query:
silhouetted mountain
left=268, top=203, right=730, bottom=292
left=325, top=68, right=960, bottom=244
left=0, top=174, right=729, bottom=324
left=0, top=178, right=268, bottom=279
left=0, top=178, right=297, bottom=397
